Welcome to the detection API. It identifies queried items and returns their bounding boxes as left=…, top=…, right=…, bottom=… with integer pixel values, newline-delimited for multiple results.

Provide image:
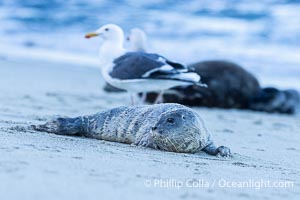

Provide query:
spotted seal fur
left=33, top=103, right=231, bottom=156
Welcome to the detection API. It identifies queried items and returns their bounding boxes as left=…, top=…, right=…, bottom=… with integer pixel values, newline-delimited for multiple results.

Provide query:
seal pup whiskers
left=33, top=103, right=231, bottom=156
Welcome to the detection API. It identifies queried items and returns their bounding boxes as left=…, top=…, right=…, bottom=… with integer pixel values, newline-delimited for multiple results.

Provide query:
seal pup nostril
left=152, top=126, right=157, bottom=131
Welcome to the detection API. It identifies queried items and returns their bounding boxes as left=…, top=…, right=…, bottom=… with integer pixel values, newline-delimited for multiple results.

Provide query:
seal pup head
left=149, top=108, right=211, bottom=153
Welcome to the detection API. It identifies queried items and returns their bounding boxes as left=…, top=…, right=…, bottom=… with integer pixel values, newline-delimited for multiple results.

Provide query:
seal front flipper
left=32, top=117, right=85, bottom=135
left=202, top=142, right=232, bottom=157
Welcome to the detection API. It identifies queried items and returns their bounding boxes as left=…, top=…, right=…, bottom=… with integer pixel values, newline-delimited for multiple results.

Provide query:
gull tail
left=168, top=72, right=207, bottom=87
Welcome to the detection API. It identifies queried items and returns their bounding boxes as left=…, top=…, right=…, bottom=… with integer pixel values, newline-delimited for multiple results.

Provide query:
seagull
left=103, top=28, right=147, bottom=94
left=126, top=28, right=147, bottom=52
left=85, top=24, right=205, bottom=105
left=126, top=28, right=148, bottom=103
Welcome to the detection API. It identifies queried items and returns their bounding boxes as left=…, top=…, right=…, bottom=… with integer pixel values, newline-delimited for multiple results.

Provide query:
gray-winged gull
left=85, top=24, right=205, bottom=104
left=126, top=28, right=147, bottom=52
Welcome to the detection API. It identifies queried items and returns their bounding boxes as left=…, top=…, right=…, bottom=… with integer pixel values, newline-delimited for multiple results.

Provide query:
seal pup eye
left=167, top=118, right=175, bottom=123
left=105, top=28, right=109, bottom=31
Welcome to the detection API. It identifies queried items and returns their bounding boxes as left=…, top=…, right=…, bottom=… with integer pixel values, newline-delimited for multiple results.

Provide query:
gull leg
left=154, top=90, right=164, bottom=104
left=139, top=92, right=147, bottom=104
left=130, top=94, right=135, bottom=106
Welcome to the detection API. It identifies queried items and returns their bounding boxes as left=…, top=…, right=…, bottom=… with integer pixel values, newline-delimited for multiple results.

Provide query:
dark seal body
left=249, top=87, right=300, bottom=114
left=142, top=60, right=300, bottom=114
left=33, top=103, right=231, bottom=156
left=145, top=60, right=260, bottom=108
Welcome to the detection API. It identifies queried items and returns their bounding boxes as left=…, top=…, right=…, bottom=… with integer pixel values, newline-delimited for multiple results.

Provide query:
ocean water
left=0, top=0, right=299, bottom=89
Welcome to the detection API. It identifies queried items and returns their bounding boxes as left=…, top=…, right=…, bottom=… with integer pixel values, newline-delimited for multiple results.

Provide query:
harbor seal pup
left=32, top=103, right=231, bottom=157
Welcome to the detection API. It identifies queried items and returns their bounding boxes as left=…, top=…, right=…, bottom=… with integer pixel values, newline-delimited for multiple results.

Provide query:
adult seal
left=143, top=61, right=300, bottom=114
left=33, top=103, right=231, bottom=157
left=145, top=60, right=260, bottom=108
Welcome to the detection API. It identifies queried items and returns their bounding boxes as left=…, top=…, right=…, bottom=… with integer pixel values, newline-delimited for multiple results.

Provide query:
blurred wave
left=1, top=0, right=300, bottom=42
left=0, top=0, right=299, bottom=89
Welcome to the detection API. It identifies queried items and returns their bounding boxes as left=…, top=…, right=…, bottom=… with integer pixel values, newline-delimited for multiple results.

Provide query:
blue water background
left=0, top=0, right=299, bottom=89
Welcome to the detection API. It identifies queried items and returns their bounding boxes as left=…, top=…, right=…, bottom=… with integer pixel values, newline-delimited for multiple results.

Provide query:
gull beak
left=85, top=32, right=99, bottom=39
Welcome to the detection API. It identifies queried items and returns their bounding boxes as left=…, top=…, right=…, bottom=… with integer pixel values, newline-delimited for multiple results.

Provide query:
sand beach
left=0, top=55, right=299, bottom=200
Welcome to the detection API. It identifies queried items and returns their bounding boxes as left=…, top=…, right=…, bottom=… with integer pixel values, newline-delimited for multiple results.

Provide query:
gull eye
left=167, top=118, right=175, bottom=124
left=105, top=28, right=109, bottom=31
